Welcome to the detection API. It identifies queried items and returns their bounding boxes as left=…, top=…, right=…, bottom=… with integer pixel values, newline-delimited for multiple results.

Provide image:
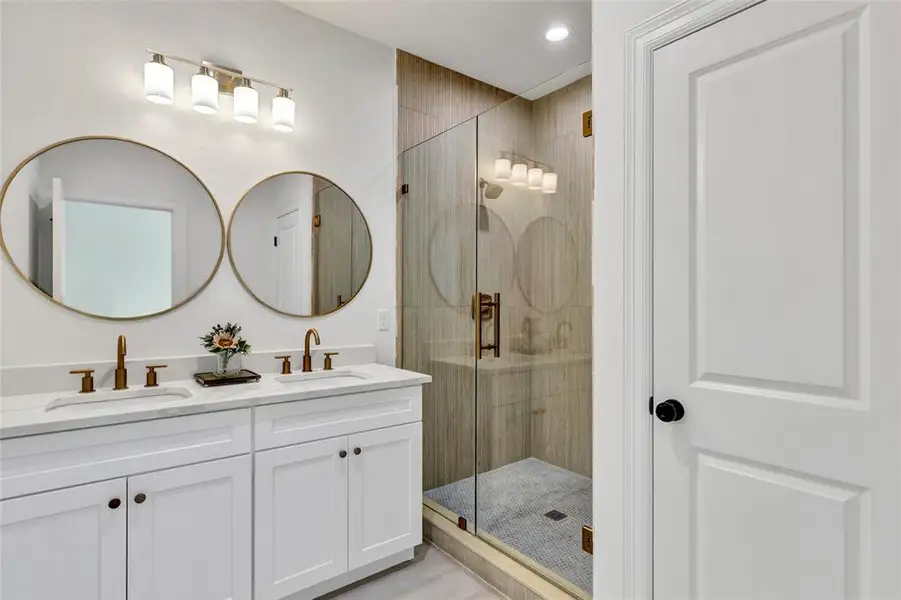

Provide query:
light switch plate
left=377, top=309, right=390, bottom=331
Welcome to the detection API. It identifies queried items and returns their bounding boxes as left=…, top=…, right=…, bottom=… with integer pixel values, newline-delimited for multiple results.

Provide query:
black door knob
left=353, top=447, right=362, bottom=455
left=339, top=450, right=347, bottom=458
left=108, top=498, right=121, bottom=510
left=134, top=493, right=147, bottom=504
left=655, top=399, right=685, bottom=423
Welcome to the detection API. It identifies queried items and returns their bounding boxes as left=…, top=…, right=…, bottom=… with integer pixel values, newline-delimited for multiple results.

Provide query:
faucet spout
left=302, top=328, right=321, bottom=372
left=114, top=335, right=128, bottom=390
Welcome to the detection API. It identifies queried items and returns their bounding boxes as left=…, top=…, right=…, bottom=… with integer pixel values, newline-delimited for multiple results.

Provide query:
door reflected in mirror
left=228, top=172, right=372, bottom=316
left=0, top=137, right=224, bottom=320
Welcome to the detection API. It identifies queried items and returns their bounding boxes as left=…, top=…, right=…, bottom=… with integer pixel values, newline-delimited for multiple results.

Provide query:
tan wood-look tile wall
left=398, top=50, right=592, bottom=492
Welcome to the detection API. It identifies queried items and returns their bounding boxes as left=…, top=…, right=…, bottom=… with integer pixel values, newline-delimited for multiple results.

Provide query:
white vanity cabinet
left=0, top=479, right=127, bottom=600
left=0, top=373, right=427, bottom=600
left=0, top=409, right=253, bottom=600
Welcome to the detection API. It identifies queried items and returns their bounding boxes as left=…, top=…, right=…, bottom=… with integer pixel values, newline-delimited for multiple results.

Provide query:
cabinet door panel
left=0, top=479, right=126, bottom=600
left=127, top=455, right=251, bottom=600
left=348, top=422, right=422, bottom=569
left=255, top=437, right=349, bottom=600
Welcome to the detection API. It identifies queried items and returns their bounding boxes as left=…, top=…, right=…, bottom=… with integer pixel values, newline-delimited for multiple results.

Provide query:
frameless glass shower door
left=402, top=67, right=593, bottom=598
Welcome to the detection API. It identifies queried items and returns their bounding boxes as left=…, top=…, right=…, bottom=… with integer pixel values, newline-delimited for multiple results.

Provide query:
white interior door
left=127, top=456, right=251, bottom=600
left=51, top=176, right=65, bottom=301
left=348, top=422, right=422, bottom=570
left=276, top=210, right=302, bottom=314
left=653, top=2, right=901, bottom=599
left=0, top=479, right=126, bottom=600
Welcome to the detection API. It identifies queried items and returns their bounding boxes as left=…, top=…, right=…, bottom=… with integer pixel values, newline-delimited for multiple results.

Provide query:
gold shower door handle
left=472, top=292, right=501, bottom=359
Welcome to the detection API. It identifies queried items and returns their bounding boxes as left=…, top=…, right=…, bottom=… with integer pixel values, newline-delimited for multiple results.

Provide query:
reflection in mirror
left=516, top=216, right=578, bottom=313
left=228, top=172, right=372, bottom=316
left=0, top=137, right=223, bottom=319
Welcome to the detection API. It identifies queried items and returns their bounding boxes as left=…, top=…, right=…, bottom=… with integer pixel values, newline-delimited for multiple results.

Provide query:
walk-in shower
left=399, top=71, right=593, bottom=597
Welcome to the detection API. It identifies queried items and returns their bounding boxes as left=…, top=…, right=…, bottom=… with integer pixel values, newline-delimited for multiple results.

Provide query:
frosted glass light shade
left=511, top=163, right=528, bottom=186
left=494, top=158, right=512, bottom=181
left=271, top=89, right=295, bottom=132
left=528, top=167, right=543, bottom=190
left=191, top=68, right=219, bottom=115
left=234, top=79, right=259, bottom=124
left=144, top=55, right=174, bottom=105
left=542, top=172, right=558, bottom=194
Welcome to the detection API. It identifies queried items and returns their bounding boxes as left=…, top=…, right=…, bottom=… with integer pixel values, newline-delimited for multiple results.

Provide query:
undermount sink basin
left=45, top=386, right=193, bottom=412
left=275, top=370, right=368, bottom=389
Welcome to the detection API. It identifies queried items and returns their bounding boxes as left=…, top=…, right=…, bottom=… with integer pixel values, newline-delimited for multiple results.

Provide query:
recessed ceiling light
left=545, top=26, right=569, bottom=42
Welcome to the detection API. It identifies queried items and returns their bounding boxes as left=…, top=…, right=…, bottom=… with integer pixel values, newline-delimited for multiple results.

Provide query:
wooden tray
left=193, top=369, right=262, bottom=387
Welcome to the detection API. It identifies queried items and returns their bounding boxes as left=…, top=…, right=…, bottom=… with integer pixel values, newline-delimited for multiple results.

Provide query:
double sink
left=44, top=369, right=369, bottom=412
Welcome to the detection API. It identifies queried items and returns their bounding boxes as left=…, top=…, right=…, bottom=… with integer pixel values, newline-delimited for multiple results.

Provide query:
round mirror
left=429, top=204, right=514, bottom=307
left=516, top=216, right=578, bottom=313
left=228, top=172, right=372, bottom=316
left=0, top=137, right=224, bottom=320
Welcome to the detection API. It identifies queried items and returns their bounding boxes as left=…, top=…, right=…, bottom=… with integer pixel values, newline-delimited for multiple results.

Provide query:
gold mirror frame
left=0, top=135, right=226, bottom=321
left=227, top=171, right=373, bottom=318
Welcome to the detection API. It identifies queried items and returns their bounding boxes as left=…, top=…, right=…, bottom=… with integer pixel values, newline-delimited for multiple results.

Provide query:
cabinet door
left=348, top=422, right=422, bottom=569
left=254, top=437, right=348, bottom=600
left=127, top=455, right=251, bottom=600
left=0, top=479, right=126, bottom=600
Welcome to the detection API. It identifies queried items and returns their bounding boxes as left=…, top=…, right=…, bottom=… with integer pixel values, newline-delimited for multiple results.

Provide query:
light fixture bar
left=145, top=48, right=292, bottom=93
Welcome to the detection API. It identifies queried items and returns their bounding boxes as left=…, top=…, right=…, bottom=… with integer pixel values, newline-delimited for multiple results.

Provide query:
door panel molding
left=616, top=2, right=767, bottom=598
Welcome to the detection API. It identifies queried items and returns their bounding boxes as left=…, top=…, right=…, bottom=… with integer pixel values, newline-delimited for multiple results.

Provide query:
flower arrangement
left=200, top=322, right=251, bottom=376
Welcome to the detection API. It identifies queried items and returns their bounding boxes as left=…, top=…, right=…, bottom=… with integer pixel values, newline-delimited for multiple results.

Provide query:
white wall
left=591, top=2, right=674, bottom=600
left=0, top=1, right=396, bottom=367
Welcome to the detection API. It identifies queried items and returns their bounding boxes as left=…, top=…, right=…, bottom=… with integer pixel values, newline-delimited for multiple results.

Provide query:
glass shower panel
left=474, top=74, right=594, bottom=597
left=401, top=118, right=479, bottom=531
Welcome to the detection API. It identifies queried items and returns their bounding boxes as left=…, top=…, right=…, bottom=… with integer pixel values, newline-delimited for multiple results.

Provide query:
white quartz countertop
left=0, top=363, right=431, bottom=439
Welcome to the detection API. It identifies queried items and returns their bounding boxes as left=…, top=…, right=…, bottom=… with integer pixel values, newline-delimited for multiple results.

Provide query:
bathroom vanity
left=0, top=363, right=429, bottom=600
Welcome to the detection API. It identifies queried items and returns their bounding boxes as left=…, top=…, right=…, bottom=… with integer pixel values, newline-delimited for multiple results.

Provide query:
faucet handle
left=323, top=352, right=339, bottom=371
left=144, top=365, right=167, bottom=388
left=69, top=369, right=95, bottom=394
left=274, top=355, right=292, bottom=375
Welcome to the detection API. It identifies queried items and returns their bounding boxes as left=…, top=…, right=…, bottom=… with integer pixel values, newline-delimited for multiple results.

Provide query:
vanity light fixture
left=271, top=88, right=295, bottom=132
left=142, top=49, right=295, bottom=132
left=528, top=167, right=543, bottom=190
left=144, top=53, right=174, bottom=105
left=191, top=67, right=219, bottom=115
left=494, top=158, right=512, bottom=181
left=233, top=78, right=259, bottom=124
left=511, top=163, right=529, bottom=186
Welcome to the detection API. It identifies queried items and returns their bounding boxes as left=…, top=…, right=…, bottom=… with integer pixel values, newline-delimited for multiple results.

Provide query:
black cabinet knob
left=134, top=493, right=147, bottom=504
left=353, top=447, right=362, bottom=455
left=108, top=498, right=121, bottom=510
left=655, top=399, right=685, bottom=423
left=339, top=450, right=348, bottom=458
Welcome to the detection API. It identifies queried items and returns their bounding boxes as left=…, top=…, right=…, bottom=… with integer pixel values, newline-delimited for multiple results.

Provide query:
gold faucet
left=302, top=328, right=321, bottom=372
left=114, top=335, right=128, bottom=390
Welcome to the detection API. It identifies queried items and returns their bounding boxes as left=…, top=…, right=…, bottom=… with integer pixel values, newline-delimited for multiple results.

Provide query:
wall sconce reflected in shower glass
left=191, top=67, right=219, bottom=115
left=494, top=158, right=512, bottom=181
left=272, top=89, right=296, bottom=132
left=528, top=167, right=543, bottom=190
left=511, top=163, right=528, bottom=186
left=144, top=54, right=174, bottom=105
left=142, top=48, right=295, bottom=133
left=542, top=172, right=558, bottom=194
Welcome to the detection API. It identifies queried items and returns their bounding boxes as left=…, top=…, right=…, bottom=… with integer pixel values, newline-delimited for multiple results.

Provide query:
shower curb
left=423, top=505, right=588, bottom=600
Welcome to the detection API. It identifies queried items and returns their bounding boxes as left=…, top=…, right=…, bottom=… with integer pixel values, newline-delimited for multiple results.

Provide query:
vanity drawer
left=254, top=387, right=422, bottom=450
left=0, top=409, right=251, bottom=500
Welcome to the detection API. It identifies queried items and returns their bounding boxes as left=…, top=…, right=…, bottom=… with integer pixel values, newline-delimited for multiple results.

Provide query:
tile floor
left=322, top=544, right=505, bottom=600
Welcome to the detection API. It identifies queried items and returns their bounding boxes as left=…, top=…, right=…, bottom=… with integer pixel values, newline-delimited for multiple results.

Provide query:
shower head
left=479, top=178, right=504, bottom=200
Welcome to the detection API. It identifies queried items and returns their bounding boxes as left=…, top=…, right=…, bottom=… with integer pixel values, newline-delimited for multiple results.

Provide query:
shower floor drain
left=544, top=509, right=568, bottom=521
